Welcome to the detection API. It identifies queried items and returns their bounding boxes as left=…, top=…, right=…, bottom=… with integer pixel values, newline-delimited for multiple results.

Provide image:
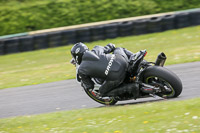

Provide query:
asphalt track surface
left=0, top=62, right=200, bottom=119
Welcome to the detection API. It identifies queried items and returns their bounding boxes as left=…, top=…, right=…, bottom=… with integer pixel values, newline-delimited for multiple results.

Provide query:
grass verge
left=0, top=26, right=200, bottom=89
left=0, top=98, right=200, bottom=133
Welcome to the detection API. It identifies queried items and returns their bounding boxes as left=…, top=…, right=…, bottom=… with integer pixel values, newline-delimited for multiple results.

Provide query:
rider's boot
left=128, top=51, right=144, bottom=74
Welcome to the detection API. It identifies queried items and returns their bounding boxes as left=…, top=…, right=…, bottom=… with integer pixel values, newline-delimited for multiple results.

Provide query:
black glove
left=70, top=58, right=76, bottom=66
left=104, top=43, right=116, bottom=53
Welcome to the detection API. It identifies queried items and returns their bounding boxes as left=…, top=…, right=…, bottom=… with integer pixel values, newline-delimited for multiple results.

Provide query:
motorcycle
left=71, top=50, right=182, bottom=105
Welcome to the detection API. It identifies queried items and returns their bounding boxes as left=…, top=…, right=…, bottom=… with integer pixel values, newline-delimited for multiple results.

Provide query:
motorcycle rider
left=71, top=42, right=142, bottom=100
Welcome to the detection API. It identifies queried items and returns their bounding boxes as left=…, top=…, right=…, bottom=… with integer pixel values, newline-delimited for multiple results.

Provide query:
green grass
left=0, top=98, right=200, bottom=133
left=0, top=26, right=200, bottom=89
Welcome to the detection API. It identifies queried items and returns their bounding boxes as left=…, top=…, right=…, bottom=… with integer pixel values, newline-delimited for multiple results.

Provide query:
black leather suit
left=78, top=45, right=134, bottom=97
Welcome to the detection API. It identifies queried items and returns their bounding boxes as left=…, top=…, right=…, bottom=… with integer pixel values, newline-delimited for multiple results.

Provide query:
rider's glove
left=70, top=58, right=76, bottom=66
left=104, top=43, right=116, bottom=53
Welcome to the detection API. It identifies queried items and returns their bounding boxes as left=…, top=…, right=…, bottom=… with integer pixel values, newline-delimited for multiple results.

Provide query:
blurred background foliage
left=0, top=0, right=200, bottom=36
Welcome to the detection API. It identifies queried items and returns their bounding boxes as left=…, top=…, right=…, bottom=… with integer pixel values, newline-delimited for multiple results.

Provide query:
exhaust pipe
left=155, top=52, right=167, bottom=66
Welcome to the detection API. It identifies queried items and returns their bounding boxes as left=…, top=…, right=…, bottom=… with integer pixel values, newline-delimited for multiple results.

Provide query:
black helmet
left=71, top=42, right=89, bottom=65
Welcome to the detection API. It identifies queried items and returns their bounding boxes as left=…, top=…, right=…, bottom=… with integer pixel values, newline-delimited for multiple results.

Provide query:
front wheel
left=142, top=66, right=182, bottom=98
left=84, top=88, right=118, bottom=105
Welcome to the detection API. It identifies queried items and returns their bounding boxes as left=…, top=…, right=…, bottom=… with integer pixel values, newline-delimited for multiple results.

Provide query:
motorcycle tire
left=83, top=88, right=118, bottom=105
left=142, top=66, right=182, bottom=98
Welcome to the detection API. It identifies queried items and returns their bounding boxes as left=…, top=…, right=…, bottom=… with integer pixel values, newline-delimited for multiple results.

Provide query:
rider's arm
left=78, top=73, right=94, bottom=90
left=92, top=43, right=116, bottom=55
left=123, top=48, right=134, bottom=59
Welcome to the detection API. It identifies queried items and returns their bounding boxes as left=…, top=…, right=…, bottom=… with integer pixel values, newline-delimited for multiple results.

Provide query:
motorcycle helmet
left=71, top=42, right=89, bottom=65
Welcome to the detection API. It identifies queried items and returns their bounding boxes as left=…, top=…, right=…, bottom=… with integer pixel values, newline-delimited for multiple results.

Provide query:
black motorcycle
left=71, top=50, right=182, bottom=105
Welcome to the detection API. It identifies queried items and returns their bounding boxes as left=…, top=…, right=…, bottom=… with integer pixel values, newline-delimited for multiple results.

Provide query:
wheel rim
left=145, top=76, right=175, bottom=97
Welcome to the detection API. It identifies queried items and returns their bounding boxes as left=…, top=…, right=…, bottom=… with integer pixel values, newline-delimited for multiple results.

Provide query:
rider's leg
left=113, top=47, right=129, bottom=61
left=99, top=79, right=123, bottom=97
left=113, top=47, right=142, bottom=74
left=106, top=83, right=139, bottom=100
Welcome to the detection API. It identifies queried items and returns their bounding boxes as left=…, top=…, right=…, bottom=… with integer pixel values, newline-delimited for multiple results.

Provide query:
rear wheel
left=84, top=88, right=118, bottom=105
left=142, top=66, right=182, bottom=98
